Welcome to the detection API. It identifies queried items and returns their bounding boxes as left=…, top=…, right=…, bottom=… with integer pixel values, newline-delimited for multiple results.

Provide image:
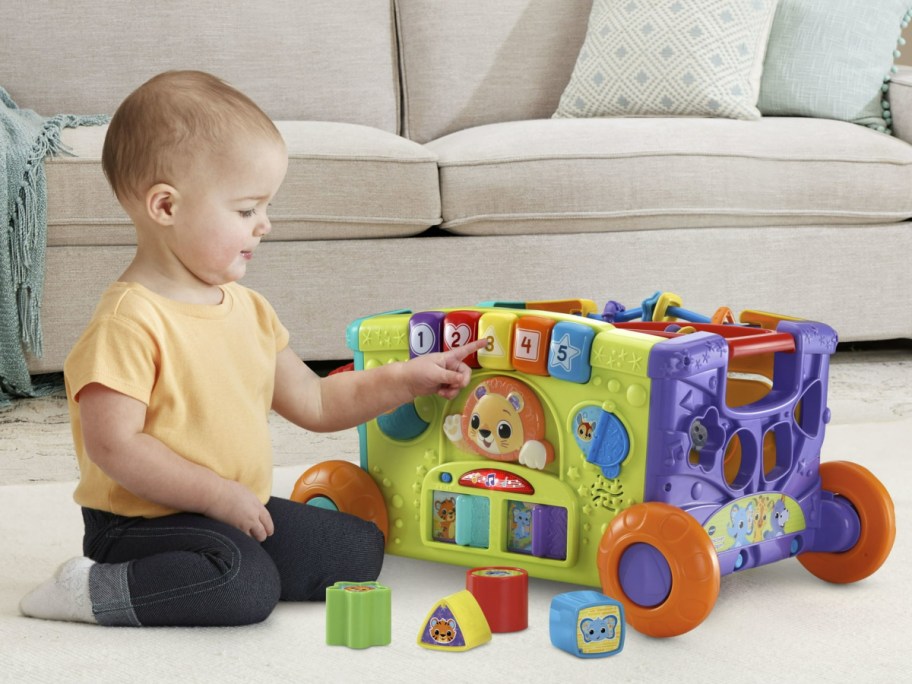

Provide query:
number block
left=409, top=311, right=445, bottom=358
left=443, top=310, right=483, bottom=367
left=512, top=316, right=554, bottom=376
left=476, top=312, right=516, bottom=370
left=548, top=321, right=595, bottom=383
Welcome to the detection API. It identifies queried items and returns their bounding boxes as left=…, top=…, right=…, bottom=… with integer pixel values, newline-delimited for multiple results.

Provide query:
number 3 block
left=476, top=311, right=516, bottom=371
left=512, top=316, right=554, bottom=376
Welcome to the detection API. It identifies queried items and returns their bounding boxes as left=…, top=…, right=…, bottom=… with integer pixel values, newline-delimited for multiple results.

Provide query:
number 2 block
left=443, top=310, right=482, bottom=367
left=512, top=316, right=554, bottom=376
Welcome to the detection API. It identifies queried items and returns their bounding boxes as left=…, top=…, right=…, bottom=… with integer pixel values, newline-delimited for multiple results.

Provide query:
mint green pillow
left=554, top=0, right=779, bottom=120
left=759, top=0, right=912, bottom=132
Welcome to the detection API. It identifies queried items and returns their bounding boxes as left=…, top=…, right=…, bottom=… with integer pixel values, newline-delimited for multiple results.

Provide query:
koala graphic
left=443, top=376, right=554, bottom=470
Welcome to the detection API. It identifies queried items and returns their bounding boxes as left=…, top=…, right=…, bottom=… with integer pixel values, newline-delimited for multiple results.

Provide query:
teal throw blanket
left=1, top=87, right=109, bottom=407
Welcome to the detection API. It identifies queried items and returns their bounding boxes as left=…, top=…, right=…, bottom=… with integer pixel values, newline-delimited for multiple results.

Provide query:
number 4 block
left=512, top=316, right=554, bottom=376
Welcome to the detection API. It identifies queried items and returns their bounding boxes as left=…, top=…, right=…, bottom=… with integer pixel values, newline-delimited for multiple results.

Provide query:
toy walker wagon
left=291, top=293, right=896, bottom=637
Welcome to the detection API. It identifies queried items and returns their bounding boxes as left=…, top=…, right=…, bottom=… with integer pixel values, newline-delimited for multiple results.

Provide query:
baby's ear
left=145, top=183, right=178, bottom=225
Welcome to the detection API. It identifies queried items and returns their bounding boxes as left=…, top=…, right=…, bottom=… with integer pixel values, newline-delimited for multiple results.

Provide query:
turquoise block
left=455, top=494, right=490, bottom=548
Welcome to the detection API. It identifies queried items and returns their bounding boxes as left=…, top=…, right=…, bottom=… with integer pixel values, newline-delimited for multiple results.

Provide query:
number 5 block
left=548, top=321, right=595, bottom=384
left=512, top=316, right=554, bottom=376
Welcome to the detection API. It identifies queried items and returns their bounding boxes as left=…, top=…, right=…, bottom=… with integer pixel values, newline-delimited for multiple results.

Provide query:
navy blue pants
left=82, top=497, right=385, bottom=626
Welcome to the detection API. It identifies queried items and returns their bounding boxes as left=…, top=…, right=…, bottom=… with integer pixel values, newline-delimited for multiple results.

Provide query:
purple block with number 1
left=409, top=312, right=446, bottom=358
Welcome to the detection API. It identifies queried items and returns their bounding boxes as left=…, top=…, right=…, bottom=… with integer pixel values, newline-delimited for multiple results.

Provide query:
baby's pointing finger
left=448, top=337, right=488, bottom=361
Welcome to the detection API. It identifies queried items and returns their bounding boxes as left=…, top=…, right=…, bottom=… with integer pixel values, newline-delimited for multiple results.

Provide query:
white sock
left=20, top=557, right=97, bottom=624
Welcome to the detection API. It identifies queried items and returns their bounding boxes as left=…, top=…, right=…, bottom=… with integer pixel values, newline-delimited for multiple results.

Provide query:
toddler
left=19, top=70, right=484, bottom=627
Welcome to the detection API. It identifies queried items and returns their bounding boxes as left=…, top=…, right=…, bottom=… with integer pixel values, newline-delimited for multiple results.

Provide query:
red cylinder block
left=465, top=566, right=528, bottom=633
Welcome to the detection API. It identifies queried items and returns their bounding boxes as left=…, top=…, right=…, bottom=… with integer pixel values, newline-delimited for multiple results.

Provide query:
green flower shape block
left=325, top=581, right=392, bottom=649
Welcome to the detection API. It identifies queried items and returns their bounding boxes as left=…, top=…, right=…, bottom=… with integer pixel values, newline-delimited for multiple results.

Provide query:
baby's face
left=169, top=136, right=288, bottom=290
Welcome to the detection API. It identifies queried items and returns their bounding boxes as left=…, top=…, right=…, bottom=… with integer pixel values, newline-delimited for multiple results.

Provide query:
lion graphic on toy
left=443, top=376, right=554, bottom=470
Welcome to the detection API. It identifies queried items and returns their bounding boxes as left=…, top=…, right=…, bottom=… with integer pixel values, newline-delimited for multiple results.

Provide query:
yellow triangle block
left=416, top=590, right=492, bottom=652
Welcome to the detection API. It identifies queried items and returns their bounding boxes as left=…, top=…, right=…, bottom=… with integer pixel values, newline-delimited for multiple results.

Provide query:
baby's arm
left=272, top=338, right=486, bottom=433
left=78, top=383, right=274, bottom=541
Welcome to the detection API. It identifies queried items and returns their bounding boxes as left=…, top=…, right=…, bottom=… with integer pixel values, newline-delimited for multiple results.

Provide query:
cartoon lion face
left=468, top=389, right=526, bottom=456
left=443, top=376, right=554, bottom=469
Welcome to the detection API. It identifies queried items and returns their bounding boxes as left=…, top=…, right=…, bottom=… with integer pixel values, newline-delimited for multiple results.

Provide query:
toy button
left=586, top=411, right=630, bottom=479
left=512, top=316, right=554, bottom=376
left=443, top=310, right=483, bottom=367
left=548, top=321, right=595, bottom=383
left=409, top=311, right=445, bottom=358
left=477, top=311, right=516, bottom=370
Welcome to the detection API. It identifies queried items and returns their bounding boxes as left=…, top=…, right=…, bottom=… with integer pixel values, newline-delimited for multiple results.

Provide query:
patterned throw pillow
left=554, top=0, right=779, bottom=120
left=758, top=0, right=912, bottom=133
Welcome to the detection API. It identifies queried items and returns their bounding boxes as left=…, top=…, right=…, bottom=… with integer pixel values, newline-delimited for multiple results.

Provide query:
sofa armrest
left=889, top=66, right=912, bottom=143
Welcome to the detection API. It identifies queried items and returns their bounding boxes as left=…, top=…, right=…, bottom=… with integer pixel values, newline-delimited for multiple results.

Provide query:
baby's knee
left=346, top=517, right=386, bottom=582
left=223, top=550, right=281, bottom=625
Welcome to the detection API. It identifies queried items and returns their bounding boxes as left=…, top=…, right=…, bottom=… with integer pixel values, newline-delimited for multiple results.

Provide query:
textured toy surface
left=327, top=293, right=895, bottom=637
left=350, top=301, right=655, bottom=587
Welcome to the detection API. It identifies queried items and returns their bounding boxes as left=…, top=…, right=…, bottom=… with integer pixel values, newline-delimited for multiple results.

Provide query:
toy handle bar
left=613, top=322, right=795, bottom=359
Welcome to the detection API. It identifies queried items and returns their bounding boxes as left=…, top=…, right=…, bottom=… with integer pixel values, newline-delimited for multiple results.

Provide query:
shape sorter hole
left=723, top=431, right=757, bottom=490
left=762, top=423, right=792, bottom=481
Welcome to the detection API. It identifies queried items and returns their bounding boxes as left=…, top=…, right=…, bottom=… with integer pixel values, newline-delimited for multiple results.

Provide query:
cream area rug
left=0, top=419, right=907, bottom=683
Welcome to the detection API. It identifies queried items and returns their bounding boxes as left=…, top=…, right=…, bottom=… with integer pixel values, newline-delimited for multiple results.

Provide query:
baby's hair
left=101, top=70, right=283, bottom=203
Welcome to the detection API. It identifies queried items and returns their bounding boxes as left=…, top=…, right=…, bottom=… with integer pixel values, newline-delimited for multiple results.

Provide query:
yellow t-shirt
left=64, top=281, right=290, bottom=517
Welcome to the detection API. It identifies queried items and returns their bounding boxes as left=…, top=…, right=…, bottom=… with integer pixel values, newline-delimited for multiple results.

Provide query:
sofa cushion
left=396, top=0, right=594, bottom=143
left=46, top=122, right=441, bottom=246
left=554, top=0, right=778, bottom=120
left=759, top=0, right=912, bottom=132
left=426, top=117, right=912, bottom=235
left=0, top=0, right=400, bottom=133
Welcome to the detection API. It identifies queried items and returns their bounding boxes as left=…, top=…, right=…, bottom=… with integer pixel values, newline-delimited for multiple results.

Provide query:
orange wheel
left=798, top=461, right=895, bottom=584
left=598, top=502, right=720, bottom=638
left=290, top=460, right=389, bottom=541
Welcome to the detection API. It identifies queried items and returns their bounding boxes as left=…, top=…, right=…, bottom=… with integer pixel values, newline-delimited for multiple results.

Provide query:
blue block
left=547, top=322, right=594, bottom=383
left=550, top=591, right=625, bottom=658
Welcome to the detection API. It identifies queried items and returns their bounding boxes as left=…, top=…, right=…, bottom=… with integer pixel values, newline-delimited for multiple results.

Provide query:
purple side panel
left=642, top=321, right=838, bottom=575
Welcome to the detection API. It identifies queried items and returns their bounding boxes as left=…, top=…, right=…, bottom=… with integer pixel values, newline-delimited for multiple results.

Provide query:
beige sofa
left=3, top=0, right=911, bottom=374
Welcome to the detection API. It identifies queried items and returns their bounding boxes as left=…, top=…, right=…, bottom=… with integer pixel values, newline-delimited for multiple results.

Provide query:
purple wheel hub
left=618, top=543, right=672, bottom=608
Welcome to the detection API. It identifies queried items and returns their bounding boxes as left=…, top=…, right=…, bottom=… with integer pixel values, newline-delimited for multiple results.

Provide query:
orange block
left=512, top=316, right=554, bottom=376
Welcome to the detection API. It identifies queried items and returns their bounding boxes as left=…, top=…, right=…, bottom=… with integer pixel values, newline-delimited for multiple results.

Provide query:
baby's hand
left=204, top=479, right=274, bottom=542
left=406, top=338, right=487, bottom=400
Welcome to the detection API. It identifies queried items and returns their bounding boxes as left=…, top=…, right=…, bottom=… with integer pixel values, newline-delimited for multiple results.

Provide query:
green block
left=326, top=581, right=392, bottom=649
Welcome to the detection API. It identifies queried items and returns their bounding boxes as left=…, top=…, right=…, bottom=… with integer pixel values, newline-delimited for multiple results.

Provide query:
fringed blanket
left=1, top=87, right=108, bottom=407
